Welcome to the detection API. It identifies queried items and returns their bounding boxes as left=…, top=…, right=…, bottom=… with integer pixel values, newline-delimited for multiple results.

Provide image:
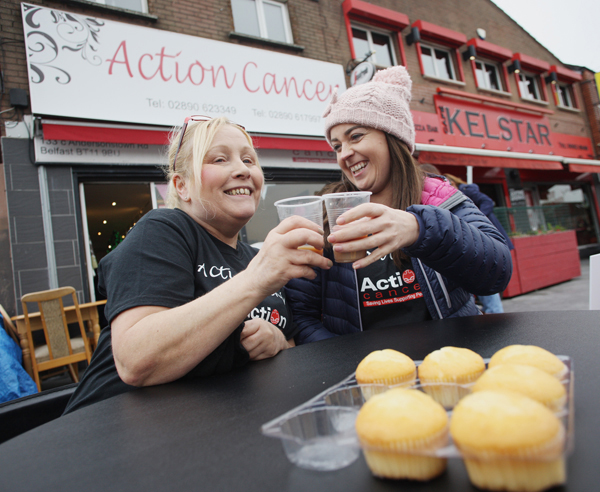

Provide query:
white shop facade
left=3, top=4, right=346, bottom=308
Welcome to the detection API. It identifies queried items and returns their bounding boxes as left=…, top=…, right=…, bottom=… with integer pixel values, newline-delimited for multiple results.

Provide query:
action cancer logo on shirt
left=402, top=269, right=416, bottom=284
left=361, top=267, right=422, bottom=307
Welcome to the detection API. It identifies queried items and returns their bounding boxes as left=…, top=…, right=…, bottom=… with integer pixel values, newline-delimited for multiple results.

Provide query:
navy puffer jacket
left=285, top=177, right=513, bottom=345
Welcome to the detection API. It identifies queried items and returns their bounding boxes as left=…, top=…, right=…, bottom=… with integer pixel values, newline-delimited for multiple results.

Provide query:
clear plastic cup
left=322, top=192, right=372, bottom=263
left=274, top=406, right=360, bottom=471
left=274, top=196, right=324, bottom=255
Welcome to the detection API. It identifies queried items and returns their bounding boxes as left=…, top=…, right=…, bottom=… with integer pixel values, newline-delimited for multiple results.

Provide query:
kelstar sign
left=434, top=95, right=553, bottom=154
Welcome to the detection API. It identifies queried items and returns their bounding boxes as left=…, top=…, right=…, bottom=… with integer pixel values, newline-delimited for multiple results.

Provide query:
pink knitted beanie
left=323, top=65, right=415, bottom=153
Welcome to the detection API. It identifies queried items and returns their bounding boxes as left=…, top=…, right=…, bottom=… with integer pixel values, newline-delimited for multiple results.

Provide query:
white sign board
left=257, top=149, right=337, bottom=169
left=34, top=137, right=167, bottom=165
left=33, top=138, right=340, bottom=169
left=21, top=3, right=346, bottom=136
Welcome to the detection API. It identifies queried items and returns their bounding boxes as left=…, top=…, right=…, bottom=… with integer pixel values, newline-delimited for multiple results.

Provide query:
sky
left=490, top=0, right=600, bottom=72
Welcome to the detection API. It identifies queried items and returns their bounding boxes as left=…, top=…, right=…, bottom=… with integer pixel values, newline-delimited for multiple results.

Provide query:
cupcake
left=355, top=349, right=416, bottom=400
left=450, top=390, right=566, bottom=492
left=472, top=364, right=567, bottom=413
left=417, top=346, right=485, bottom=408
left=355, top=388, right=449, bottom=480
left=488, top=345, right=568, bottom=380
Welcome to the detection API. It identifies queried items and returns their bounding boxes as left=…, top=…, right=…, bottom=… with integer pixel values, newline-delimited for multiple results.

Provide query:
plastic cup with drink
left=274, top=196, right=325, bottom=255
left=323, top=191, right=372, bottom=263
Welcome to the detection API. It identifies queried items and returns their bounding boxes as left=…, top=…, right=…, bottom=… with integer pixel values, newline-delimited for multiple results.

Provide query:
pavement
left=501, top=257, right=595, bottom=313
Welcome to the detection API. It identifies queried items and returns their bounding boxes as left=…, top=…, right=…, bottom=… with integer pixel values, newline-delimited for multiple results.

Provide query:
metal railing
left=495, top=205, right=575, bottom=236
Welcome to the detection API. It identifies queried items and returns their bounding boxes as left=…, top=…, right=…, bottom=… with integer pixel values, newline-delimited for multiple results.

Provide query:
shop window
left=231, top=0, right=293, bottom=44
left=474, top=60, right=502, bottom=91
left=557, top=84, right=575, bottom=108
left=518, top=73, right=543, bottom=101
left=420, top=44, right=457, bottom=80
left=538, top=183, right=598, bottom=246
left=351, top=25, right=396, bottom=67
left=88, top=0, right=148, bottom=13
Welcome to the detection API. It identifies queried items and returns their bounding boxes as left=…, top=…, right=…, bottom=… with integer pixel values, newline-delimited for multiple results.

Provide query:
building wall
left=2, top=138, right=85, bottom=315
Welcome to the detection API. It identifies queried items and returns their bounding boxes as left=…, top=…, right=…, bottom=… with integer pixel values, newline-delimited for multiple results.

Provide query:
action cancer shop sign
left=21, top=4, right=346, bottom=136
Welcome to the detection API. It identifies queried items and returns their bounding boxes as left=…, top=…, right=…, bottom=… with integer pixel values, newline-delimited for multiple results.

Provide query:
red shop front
left=411, top=89, right=600, bottom=297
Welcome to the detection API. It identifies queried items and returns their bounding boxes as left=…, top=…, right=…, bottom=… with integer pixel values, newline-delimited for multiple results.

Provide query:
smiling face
left=185, top=124, right=263, bottom=242
left=329, top=124, right=392, bottom=204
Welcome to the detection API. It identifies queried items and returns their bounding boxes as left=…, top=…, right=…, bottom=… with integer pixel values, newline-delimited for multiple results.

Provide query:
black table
left=1, top=311, right=598, bottom=492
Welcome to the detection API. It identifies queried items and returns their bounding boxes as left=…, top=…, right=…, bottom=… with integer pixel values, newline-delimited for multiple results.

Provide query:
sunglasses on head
left=171, top=115, right=246, bottom=172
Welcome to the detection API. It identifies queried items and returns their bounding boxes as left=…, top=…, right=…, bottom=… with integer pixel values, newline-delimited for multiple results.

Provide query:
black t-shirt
left=357, top=252, right=431, bottom=330
left=64, top=208, right=293, bottom=414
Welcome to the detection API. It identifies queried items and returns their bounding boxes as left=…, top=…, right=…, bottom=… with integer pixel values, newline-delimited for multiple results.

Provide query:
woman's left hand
left=240, top=318, right=291, bottom=360
left=327, top=203, right=420, bottom=269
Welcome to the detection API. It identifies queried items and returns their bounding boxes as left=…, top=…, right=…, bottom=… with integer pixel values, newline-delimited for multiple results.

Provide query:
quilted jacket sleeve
left=404, top=198, right=512, bottom=296
left=285, top=268, right=336, bottom=345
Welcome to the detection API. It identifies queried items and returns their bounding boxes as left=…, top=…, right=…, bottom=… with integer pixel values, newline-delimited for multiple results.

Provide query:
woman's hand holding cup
left=327, top=201, right=420, bottom=269
left=247, top=215, right=332, bottom=299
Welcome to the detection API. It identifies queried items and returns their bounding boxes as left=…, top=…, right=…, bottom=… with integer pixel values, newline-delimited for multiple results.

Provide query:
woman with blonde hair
left=65, top=116, right=331, bottom=413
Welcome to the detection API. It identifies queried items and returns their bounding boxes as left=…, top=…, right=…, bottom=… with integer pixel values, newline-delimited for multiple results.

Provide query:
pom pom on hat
left=323, top=65, right=415, bottom=153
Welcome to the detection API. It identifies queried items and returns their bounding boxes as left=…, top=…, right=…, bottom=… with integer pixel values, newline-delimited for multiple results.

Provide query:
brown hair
left=322, top=133, right=424, bottom=268
left=444, top=173, right=467, bottom=189
left=420, top=163, right=442, bottom=175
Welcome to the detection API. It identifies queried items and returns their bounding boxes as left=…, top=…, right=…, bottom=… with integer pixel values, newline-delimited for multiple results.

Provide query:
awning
left=42, top=120, right=171, bottom=145
left=41, top=120, right=330, bottom=151
left=415, top=144, right=565, bottom=170
left=563, top=157, right=600, bottom=174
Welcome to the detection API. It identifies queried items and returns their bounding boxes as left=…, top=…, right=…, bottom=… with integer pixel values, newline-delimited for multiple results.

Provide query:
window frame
left=342, top=0, right=409, bottom=69
left=473, top=59, right=504, bottom=91
left=419, top=42, right=458, bottom=81
left=465, top=38, right=513, bottom=96
left=89, top=0, right=148, bottom=14
left=350, top=23, right=397, bottom=68
left=231, top=0, right=294, bottom=44
left=517, top=72, right=545, bottom=102
left=556, top=83, right=576, bottom=109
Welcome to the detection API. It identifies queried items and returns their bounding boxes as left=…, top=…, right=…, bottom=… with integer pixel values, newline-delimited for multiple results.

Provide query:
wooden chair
left=0, top=303, right=19, bottom=344
left=21, top=287, right=92, bottom=391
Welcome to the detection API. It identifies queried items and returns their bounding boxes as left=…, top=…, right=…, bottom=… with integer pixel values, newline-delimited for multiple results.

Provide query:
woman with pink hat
left=286, top=66, right=513, bottom=344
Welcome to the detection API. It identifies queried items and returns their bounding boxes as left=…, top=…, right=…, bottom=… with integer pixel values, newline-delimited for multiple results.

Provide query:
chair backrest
left=21, top=287, right=92, bottom=390
left=0, top=304, right=19, bottom=344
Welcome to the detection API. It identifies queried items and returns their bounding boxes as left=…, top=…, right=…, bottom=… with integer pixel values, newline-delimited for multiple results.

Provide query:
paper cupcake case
left=261, top=356, right=574, bottom=472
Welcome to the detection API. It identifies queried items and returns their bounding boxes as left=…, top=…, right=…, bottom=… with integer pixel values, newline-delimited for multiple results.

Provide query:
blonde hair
left=164, top=117, right=259, bottom=208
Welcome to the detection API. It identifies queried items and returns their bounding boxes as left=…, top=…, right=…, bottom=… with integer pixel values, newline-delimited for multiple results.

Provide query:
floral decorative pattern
left=23, top=3, right=105, bottom=85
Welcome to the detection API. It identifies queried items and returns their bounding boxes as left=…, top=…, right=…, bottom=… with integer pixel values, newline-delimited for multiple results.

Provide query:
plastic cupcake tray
left=261, top=356, right=574, bottom=471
